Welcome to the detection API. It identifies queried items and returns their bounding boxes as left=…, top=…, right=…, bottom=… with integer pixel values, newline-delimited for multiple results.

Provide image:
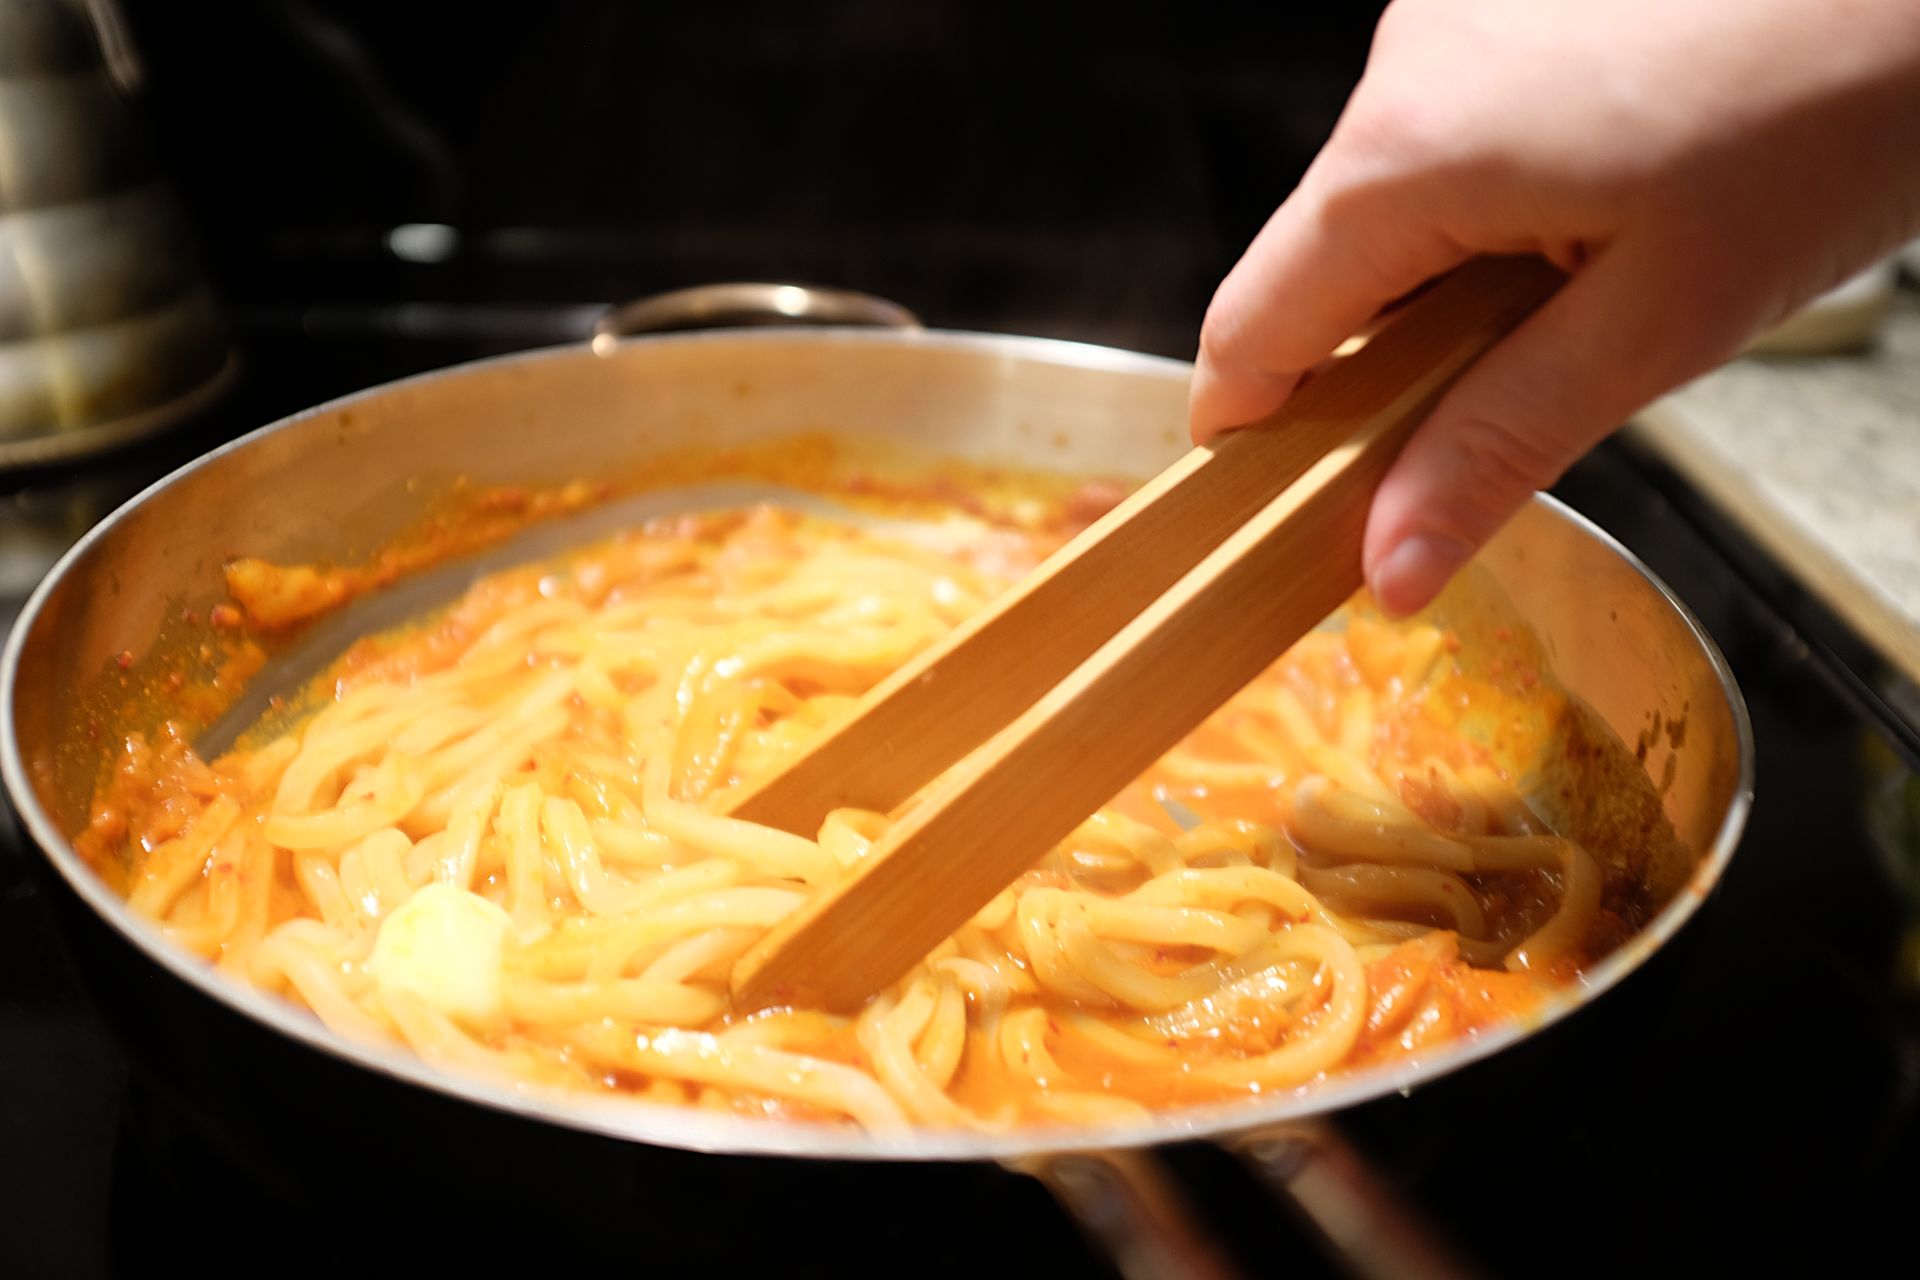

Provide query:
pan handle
left=1224, top=1119, right=1482, bottom=1280
left=591, top=283, right=922, bottom=348
left=1003, top=1150, right=1249, bottom=1280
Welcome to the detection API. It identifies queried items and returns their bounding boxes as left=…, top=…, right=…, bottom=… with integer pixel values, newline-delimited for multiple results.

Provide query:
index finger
left=1189, top=166, right=1466, bottom=443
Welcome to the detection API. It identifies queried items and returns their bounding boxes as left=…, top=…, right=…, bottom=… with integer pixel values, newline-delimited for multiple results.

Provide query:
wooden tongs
left=727, top=254, right=1564, bottom=1010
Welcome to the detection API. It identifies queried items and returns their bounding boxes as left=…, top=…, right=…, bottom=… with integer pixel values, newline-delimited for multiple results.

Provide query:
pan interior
left=1, top=332, right=1751, bottom=1161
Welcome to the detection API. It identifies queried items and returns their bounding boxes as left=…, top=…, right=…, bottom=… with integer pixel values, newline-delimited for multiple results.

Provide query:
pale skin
left=1191, top=0, right=1920, bottom=617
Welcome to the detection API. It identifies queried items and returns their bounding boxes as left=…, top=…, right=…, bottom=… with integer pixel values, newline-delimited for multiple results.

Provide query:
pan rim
left=0, top=326, right=1754, bottom=1162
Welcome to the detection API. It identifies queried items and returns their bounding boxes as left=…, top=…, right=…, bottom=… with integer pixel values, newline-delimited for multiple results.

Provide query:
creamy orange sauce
left=70, top=458, right=1659, bottom=1130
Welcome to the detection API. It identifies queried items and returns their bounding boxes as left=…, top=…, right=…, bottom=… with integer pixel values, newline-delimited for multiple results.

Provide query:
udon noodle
left=78, top=487, right=1641, bottom=1133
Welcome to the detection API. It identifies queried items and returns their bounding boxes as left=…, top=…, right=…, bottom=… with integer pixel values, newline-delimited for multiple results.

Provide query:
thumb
left=1362, top=237, right=1750, bottom=617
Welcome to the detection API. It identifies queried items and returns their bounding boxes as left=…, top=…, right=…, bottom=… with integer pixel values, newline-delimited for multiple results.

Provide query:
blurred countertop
left=1629, top=287, right=1920, bottom=686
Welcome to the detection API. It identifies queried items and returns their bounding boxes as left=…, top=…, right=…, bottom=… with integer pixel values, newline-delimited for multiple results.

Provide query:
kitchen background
left=122, top=0, right=1379, bottom=357
left=4, top=2, right=1918, bottom=1276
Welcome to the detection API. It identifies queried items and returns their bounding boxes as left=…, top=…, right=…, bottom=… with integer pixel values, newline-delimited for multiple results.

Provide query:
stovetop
left=13, top=4, right=1917, bottom=1272
left=1, top=304, right=1916, bottom=1279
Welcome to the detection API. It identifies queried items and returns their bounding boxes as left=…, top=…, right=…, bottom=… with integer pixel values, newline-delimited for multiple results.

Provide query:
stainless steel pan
left=0, top=285, right=1753, bottom=1277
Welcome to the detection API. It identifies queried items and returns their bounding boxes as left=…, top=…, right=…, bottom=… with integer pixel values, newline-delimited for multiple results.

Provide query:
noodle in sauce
left=78, top=488, right=1640, bottom=1133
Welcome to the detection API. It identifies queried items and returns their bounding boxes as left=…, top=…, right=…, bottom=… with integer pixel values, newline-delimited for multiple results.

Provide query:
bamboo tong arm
left=725, top=256, right=1562, bottom=839
left=729, top=254, right=1565, bottom=1011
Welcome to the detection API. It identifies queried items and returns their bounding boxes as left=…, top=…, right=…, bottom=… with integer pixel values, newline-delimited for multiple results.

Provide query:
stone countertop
left=1628, top=288, right=1920, bottom=685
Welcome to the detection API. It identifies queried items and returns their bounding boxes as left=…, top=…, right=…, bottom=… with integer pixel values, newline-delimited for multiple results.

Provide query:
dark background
left=114, top=0, right=1386, bottom=353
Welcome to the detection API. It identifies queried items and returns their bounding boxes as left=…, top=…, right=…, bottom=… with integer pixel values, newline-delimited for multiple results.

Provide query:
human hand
left=1191, top=0, right=1920, bottom=615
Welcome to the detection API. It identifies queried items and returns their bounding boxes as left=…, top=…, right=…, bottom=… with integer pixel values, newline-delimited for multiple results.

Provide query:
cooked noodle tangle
left=85, top=503, right=1613, bottom=1130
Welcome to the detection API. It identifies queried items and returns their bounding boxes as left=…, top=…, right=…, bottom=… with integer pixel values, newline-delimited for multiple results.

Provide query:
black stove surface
left=2, top=306, right=1916, bottom=1279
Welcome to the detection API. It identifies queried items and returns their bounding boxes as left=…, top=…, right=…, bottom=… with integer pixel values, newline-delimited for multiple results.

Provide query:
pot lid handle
left=591, top=283, right=921, bottom=350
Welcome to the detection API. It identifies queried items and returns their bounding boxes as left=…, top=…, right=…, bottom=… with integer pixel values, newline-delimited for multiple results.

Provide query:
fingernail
left=1370, top=534, right=1473, bottom=618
